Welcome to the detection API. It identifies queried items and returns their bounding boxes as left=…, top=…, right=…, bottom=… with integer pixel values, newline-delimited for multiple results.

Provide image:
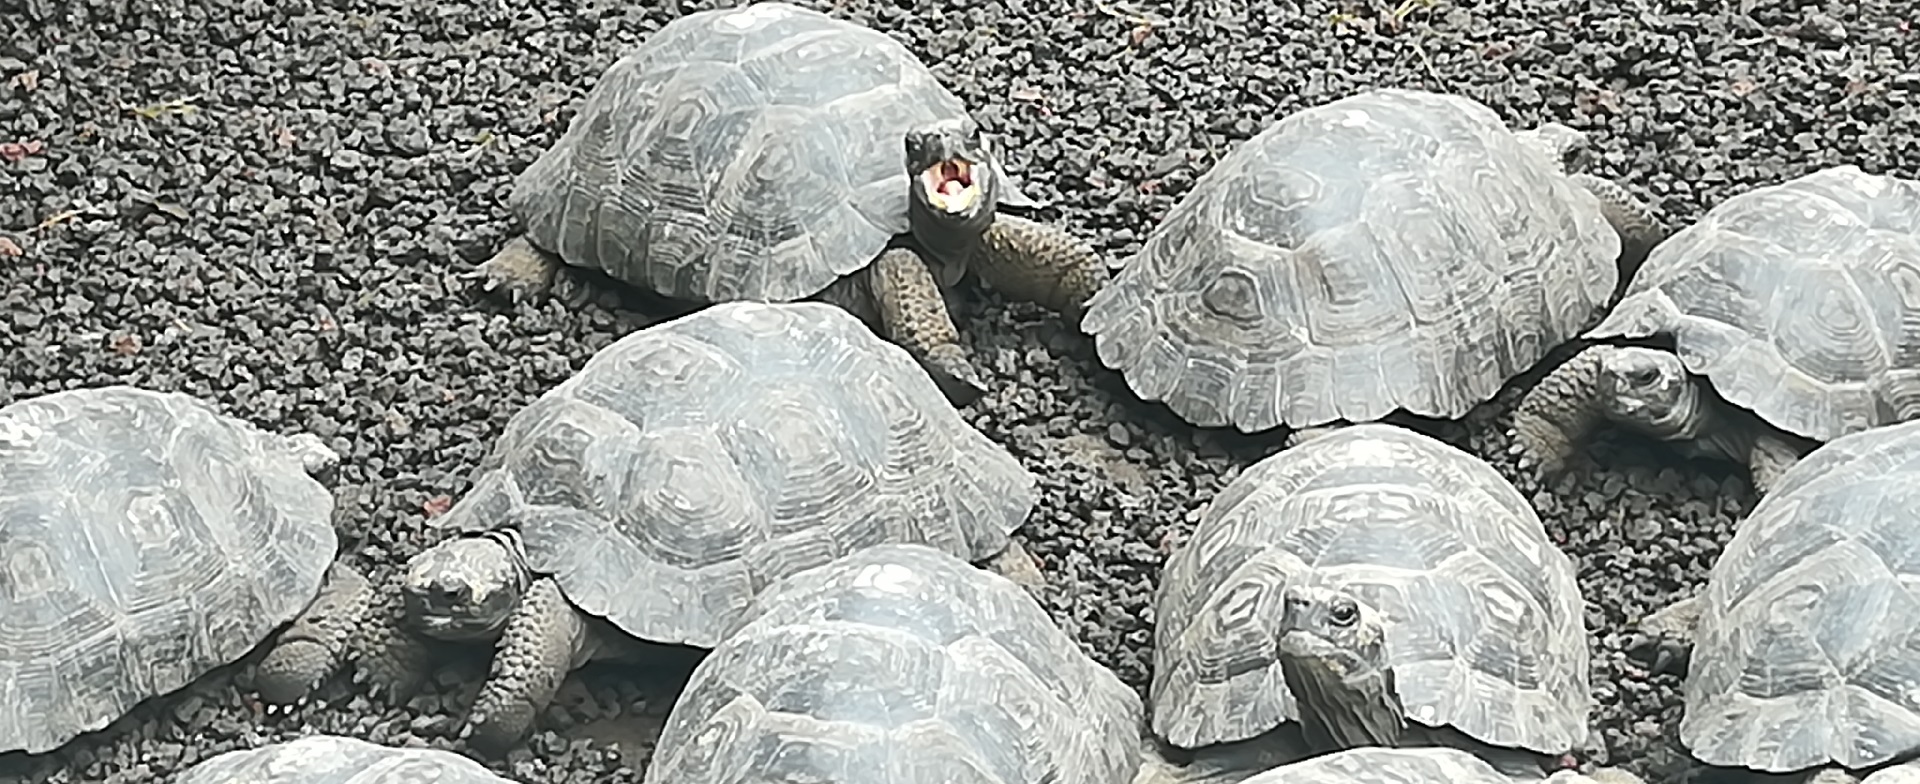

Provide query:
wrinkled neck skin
left=1279, top=650, right=1409, bottom=755
left=1133, top=723, right=1317, bottom=784
left=1619, top=382, right=1764, bottom=467
left=1683, top=410, right=1755, bottom=464
left=1692, top=402, right=1818, bottom=473
left=1172, top=727, right=1319, bottom=784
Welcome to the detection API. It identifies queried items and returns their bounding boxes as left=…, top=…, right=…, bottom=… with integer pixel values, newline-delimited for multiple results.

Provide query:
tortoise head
left=1593, top=346, right=1703, bottom=441
left=1275, top=583, right=1407, bottom=751
left=401, top=533, right=529, bottom=642
left=905, top=117, right=998, bottom=237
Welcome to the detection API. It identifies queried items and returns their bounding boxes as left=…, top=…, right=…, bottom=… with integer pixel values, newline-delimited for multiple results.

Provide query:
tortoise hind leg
left=980, top=540, right=1046, bottom=592
left=464, top=576, right=594, bottom=754
left=1745, top=433, right=1808, bottom=497
left=1285, top=423, right=1350, bottom=448
left=471, top=236, right=562, bottom=302
left=972, top=213, right=1108, bottom=320
left=469, top=236, right=608, bottom=309
left=866, top=248, right=989, bottom=406
left=254, top=560, right=374, bottom=710
left=1630, top=594, right=1705, bottom=676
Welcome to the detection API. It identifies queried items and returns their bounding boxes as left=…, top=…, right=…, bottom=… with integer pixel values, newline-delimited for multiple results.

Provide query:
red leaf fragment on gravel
left=422, top=495, right=453, bottom=518
left=109, top=333, right=141, bottom=355
left=0, top=140, right=45, bottom=162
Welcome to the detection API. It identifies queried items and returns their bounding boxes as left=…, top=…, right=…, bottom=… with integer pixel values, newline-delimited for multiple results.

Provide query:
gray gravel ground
left=1, top=0, right=1915, bottom=782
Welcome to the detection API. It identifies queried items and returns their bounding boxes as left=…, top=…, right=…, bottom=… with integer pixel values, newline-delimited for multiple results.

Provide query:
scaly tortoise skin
left=1512, top=165, right=1920, bottom=495
left=0, top=386, right=394, bottom=755
left=1081, top=87, right=1663, bottom=438
left=646, top=544, right=1146, bottom=784
left=1150, top=424, right=1590, bottom=780
left=1634, top=419, right=1920, bottom=782
left=391, top=302, right=1044, bottom=753
left=176, top=734, right=514, bottom=784
left=478, top=1, right=1105, bottom=404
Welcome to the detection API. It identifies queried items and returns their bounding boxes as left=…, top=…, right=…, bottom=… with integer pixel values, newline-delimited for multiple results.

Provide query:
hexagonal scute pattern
left=1682, top=418, right=1920, bottom=773
left=1587, top=165, right=1920, bottom=444
left=436, top=301, right=1037, bottom=649
left=510, top=2, right=977, bottom=304
left=1149, top=423, right=1590, bottom=755
left=1080, top=88, right=1621, bottom=434
left=0, top=387, right=336, bottom=756
left=645, top=544, right=1146, bottom=784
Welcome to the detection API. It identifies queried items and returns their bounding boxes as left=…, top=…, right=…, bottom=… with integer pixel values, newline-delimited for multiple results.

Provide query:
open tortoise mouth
left=921, top=158, right=981, bottom=214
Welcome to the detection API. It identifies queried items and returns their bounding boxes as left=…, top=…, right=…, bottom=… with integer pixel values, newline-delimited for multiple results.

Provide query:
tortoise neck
left=1278, top=647, right=1409, bottom=754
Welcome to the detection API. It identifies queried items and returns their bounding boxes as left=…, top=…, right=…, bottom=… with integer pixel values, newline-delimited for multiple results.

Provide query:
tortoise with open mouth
left=476, top=2, right=1105, bottom=403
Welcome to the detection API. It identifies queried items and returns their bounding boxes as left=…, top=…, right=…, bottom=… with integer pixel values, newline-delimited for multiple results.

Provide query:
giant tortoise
left=1080, top=87, right=1665, bottom=438
left=1150, top=424, right=1591, bottom=779
left=1633, top=418, right=1920, bottom=784
left=1232, top=747, right=1648, bottom=784
left=479, top=1, right=1105, bottom=403
left=395, top=301, right=1043, bottom=752
left=0, top=386, right=381, bottom=755
left=1512, top=165, right=1920, bottom=494
left=177, top=734, right=514, bottom=784
left=645, top=543, right=1146, bottom=784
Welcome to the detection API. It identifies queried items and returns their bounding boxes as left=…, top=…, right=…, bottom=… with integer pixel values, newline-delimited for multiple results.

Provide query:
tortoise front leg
left=254, top=560, right=373, bottom=710
left=463, top=576, right=593, bottom=754
left=1509, top=347, right=1610, bottom=476
left=867, top=247, right=989, bottom=406
left=972, top=214, right=1108, bottom=319
left=349, top=584, right=437, bottom=706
